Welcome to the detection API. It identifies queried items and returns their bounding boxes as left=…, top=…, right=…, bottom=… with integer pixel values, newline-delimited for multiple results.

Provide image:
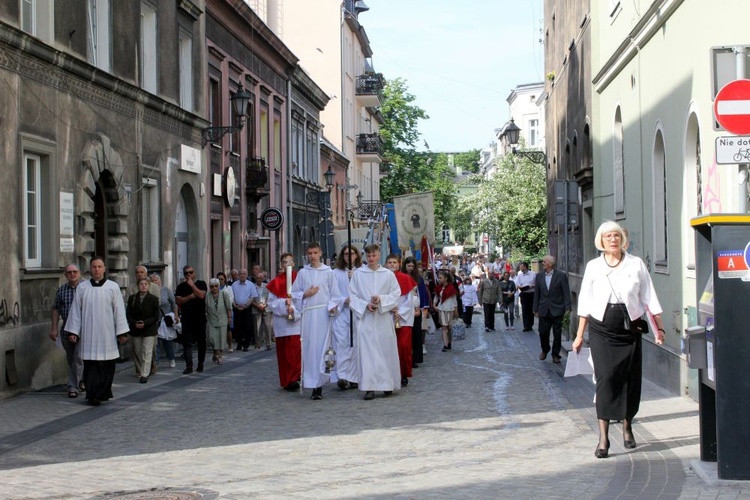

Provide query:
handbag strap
left=605, top=273, right=630, bottom=319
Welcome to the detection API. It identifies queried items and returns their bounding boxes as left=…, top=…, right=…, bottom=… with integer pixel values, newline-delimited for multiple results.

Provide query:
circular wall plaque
left=223, top=167, right=236, bottom=207
left=261, top=207, right=284, bottom=231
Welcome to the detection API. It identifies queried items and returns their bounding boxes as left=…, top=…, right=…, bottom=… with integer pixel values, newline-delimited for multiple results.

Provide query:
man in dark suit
left=532, top=255, right=571, bottom=364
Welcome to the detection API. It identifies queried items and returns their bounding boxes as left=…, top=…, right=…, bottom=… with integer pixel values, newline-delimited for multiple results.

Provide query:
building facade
left=590, top=0, right=750, bottom=398
left=205, top=0, right=298, bottom=277
left=542, top=1, right=591, bottom=324
left=0, top=0, right=208, bottom=396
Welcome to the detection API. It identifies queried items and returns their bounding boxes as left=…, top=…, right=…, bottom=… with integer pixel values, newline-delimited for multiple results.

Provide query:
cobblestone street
left=0, top=312, right=747, bottom=499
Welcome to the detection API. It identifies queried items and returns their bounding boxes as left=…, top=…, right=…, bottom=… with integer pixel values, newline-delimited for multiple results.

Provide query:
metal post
left=564, top=180, right=570, bottom=275
left=736, top=46, right=748, bottom=213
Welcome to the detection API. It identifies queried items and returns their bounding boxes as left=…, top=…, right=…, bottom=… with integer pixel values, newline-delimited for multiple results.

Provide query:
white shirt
left=577, top=253, right=663, bottom=321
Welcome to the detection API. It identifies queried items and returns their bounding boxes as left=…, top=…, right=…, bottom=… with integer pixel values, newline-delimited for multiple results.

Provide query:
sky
left=363, top=0, right=545, bottom=153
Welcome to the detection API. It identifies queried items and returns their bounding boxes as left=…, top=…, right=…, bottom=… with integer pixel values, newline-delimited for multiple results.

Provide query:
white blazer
left=577, top=253, right=663, bottom=321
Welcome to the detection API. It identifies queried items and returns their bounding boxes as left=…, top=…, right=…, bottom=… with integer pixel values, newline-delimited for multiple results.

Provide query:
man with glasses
left=175, top=265, right=208, bottom=374
left=50, top=264, right=83, bottom=398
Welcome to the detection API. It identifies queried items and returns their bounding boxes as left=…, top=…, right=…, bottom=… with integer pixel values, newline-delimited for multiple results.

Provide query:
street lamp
left=324, top=164, right=335, bottom=190
left=503, top=118, right=547, bottom=165
left=201, top=85, right=252, bottom=147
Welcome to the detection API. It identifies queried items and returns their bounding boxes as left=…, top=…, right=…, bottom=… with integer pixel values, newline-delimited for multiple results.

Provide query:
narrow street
left=0, top=312, right=745, bottom=499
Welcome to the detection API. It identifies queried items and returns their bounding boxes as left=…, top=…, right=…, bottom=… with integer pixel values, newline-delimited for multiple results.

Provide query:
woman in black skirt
left=572, top=221, right=666, bottom=459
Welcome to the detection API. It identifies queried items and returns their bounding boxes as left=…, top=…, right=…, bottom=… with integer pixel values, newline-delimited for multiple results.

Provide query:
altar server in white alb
left=331, top=245, right=362, bottom=391
left=349, top=244, right=402, bottom=401
left=292, top=242, right=341, bottom=400
left=65, top=256, right=129, bottom=406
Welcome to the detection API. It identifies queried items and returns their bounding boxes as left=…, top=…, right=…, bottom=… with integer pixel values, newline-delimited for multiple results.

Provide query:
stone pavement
left=0, top=311, right=748, bottom=499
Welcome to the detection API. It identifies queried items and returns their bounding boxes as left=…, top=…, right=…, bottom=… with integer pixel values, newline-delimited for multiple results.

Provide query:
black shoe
left=594, top=439, right=611, bottom=459
left=310, top=387, right=323, bottom=400
left=337, top=379, right=349, bottom=390
left=383, top=391, right=393, bottom=396
left=401, top=377, right=408, bottom=387
left=412, top=363, right=419, bottom=369
left=86, top=399, right=101, bottom=407
left=196, top=363, right=204, bottom=373
left=364, top=391, right=375, bottom=400
left=139, top=376, right=148, bottom=384
left=183, top=367, right=193, bottom=375
left=284, top=381, right=300, bottom=392
left=442, top=346, right=449, bottom=352
left=623, top=435, right=637, bottom=449
left=447, top=343, right=452, bottom=350
left=242, top=347, right=249, bottom=352
left=349, top=382, right=358, bottom=389
left=484, top=328, right=490, bottom=332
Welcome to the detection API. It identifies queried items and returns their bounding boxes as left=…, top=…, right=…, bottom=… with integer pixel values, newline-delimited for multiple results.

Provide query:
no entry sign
left=714, top=79, right=750, bottom=135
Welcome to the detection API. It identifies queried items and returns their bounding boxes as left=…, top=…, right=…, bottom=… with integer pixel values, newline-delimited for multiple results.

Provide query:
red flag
left=420, top=235, right=429, bottom=268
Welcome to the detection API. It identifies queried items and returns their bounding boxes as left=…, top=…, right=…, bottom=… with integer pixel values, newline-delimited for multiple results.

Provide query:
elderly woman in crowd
left=126, top=277, right=161, bottom=383
left=150, top=274, right=179, bottom=368
left=206, top=278, right=232, bottom=365
left=573, top=221, right=666, bottom=458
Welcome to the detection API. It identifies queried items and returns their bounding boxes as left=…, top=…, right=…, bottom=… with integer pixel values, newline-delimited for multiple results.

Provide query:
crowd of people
left=49, top=221, right=667, bottom=460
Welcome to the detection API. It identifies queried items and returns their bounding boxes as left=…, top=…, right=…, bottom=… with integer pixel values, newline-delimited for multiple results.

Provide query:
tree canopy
left=456, top=154, right=547, bottom=258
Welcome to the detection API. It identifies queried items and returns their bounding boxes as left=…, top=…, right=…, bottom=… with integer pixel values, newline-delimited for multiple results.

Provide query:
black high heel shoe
left=623, top=437, right=637, bottom=449
left=594, top=439, right=610, bottom=459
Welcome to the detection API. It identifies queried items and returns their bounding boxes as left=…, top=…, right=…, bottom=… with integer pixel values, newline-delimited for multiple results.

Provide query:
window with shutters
left=142, top=178, right=160, bottom=263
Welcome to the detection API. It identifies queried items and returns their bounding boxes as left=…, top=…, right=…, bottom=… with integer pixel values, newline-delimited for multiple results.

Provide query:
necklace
left=604, top=254, right=621, bottom=268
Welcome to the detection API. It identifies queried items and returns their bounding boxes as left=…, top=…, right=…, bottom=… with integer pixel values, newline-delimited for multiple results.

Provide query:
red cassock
left=393, top=271, right=417, bottom=379
left=267, top=271, right=302, bottom=388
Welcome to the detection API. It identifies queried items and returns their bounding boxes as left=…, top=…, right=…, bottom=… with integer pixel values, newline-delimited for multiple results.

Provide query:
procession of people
left=51, top=243, right=574, bottom=407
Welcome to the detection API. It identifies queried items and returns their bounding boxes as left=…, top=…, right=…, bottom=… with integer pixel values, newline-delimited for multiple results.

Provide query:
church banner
left=393, top=192, right=435, bottom=247
left=333, top=228, right=372, bottom=254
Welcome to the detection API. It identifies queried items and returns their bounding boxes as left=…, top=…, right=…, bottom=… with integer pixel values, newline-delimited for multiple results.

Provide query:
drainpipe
left=287, top=78, right=294, bottom=258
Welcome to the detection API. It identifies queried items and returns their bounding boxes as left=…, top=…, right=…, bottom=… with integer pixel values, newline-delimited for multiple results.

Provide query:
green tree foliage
left=458, top=154, right=547, bottom=257
left=452, top=149, right=481, bottom=174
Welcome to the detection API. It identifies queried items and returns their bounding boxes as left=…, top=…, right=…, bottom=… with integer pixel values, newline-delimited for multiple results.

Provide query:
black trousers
left=412, top=314, right=424, bottom=364
left=482, top=303, right=496, bottom=330
left=538, top=313, right=564, bottom=357
left=520, top=292, right=535, bottom=330
left=233, top=308, right=255, bottom=349
left=183, top=321, right=207, bottom=367
left=463, top=306, right=474, bottom=326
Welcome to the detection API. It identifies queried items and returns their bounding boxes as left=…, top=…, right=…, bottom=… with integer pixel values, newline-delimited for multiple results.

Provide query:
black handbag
left=607, top=274, right=649, bottom=335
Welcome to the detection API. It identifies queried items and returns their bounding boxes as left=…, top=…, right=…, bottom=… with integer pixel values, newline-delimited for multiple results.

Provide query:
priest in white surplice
left=292, top=242, right=341, bottom=400
left=350, top=244, right=402, bottom=400
left=65, top=256, right=129, bottom=406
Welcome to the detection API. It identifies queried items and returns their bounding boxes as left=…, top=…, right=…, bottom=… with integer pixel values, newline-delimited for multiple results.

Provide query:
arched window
left=653, top=126, right=668, bottom=267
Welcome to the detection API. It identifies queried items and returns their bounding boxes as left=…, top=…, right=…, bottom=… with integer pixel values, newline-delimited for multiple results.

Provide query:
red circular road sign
left=714, top=79, right=750, bottom=135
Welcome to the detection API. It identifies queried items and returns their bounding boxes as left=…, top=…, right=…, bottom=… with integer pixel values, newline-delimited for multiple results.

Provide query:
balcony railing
left=246, top=156, right=270, bottom=204
left=356, top=133, right=384, bottom=160
left=355, top=73, right=384, bottom=107
left=357, top=200, right=383, bottom=220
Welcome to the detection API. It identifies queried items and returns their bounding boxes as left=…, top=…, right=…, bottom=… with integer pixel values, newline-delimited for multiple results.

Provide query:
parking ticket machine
left=690, top=215, right=750, bottom=480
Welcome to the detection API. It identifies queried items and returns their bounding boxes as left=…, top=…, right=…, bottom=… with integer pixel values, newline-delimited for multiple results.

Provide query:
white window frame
left=179, top=27, right=194, bottom=112
left=142, top=177, right=160, bottom=263
left=652, top=125, right=669, bottom=269
left=528, top=118, right=540, bottom=147
left=140, top=2, right=158, bottom=93
left=21, top=0, right=54, bottom=43
left=88, top=0, right=111, bottom=72
left=23, top=153, right=42, bottom=268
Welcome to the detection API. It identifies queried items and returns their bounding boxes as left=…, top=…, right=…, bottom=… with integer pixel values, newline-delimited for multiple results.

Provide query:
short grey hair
left=208, top=278, right=220, bottom=287
left=543, top=255, right=557, bottom=267
left=594, top=220, right=628, bottom=252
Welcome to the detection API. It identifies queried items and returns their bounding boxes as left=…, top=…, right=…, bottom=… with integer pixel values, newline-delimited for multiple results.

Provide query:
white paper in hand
left=563, top=348, right=594, bottom=377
